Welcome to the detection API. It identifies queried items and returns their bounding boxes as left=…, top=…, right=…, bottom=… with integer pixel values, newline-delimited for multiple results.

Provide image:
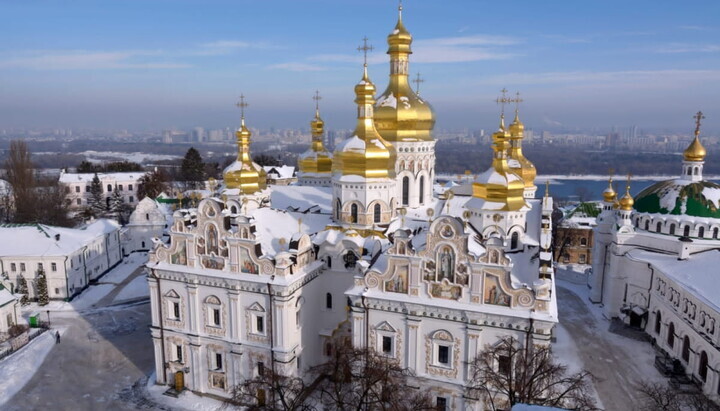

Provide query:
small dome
left=602, top=178, right=617, bottom=203
left=618, top=191, right=634, bottom=211
left=683, top=135, right=706, bottom=162
left=634, top=179, right=720, bottom=219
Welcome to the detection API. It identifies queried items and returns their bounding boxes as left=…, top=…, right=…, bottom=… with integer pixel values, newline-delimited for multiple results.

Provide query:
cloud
left=192, top=40, right=276, bottom=55
left=0, top=50, right=189, bottom=70
left=653, top=43, right=720, bottom=53
left=474, top=69, right=720, bottom=88
left=268, top=62, right=326, bottom=72
left=678, top=25, right=713, bottom=31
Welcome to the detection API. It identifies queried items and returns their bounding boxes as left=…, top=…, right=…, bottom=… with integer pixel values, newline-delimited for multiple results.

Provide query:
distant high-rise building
left=193, top=127, right=205, bottom=142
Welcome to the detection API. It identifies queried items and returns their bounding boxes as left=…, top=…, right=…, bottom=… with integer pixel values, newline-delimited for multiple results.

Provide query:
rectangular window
left=498, top=355, right=511, bottom=376
left=51, top=262, right=57, bottom=272
left=382, top=336, right=392, bottom=354
left=75, top=186, right=80, bottom=193
left=10, top=263, right=15, bottom=272
left=128, top=184, right=133, bottom=191
left=215, top=353, right=223, bottom=370
left=76, top=198, right=81, bottom=205
left=257, top=389, right=266, bottom=406
left=172, top=302, right=180, bottom=319
left=213, top=308, right=221, bottom=326
left=38, top=263, right=43, bottom=271
left=258, top=361, right=265, bottom=377
left=579, top=254, right=587, bottom=264
left=85, top=186, right=90, bottom=192
left=118, top=184, right=123, bottom=191
left=20, top=263, right=25, bottom=271
left=436, top=397, right=447, bottom=411
left=256, top=316, right=264, bottom=334
left=129, top=196, right=134, bottom=203
left=54, top=288, right=60, bottom=295
left=438, top=345, right=450, bottom=365
left=176, top=344, right=183, bottom=363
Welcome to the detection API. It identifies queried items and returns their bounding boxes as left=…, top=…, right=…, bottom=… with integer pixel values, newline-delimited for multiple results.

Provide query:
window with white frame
left=174, top=343, right=184, bottom=363
left=381, top=336, right=393, bottom=355
left=51, top=262, right=57, bottom=272
left=429, top=330, right=456, bottom=369
left=10, top=263, right=15, bottom=272
left=437, top=345, right=451, bottom=365
left=375, top=321, right=398, bottom=358
left=205, top=295, right=222, bottom=328
left=164, top=289, right=182, bottom=321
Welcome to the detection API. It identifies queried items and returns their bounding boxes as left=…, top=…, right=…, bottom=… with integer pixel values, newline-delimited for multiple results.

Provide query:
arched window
left=687, top=166, right=692, bottom=175
left=694, top=167, right=699, bottom=175
left=207, top=225, right=219, bottom=255
left=669, top=224, right=676, bottom=235
left=657, top=222, right=662, bottom=233
left=714, top=227, right=719, bottom=239
left=680, top=336, right=690, bottom=363
left=667, top=322, right=675, bottom=348
left=231, top=206, right=237, bottom=214
left=655, top=312, right=662, bottom=334
left=699, top=227, right=705, bottom=238
left=683, top=225, right=690, bottom=237
left=107, top=184, right=112, bottom=192
left=699, top=351, right=709, bottom=381
left=374, top=203, right=381, bottom=223
left=419, top=176, right=425, bottom=205
left=326, top=293, right=332, bottom=309
left=336, top=199, right=342, bottom=221
left=351, top=204, right=358, bottom=224
left=402, top=177, right=409, bottom=206
left=580, top=237, right=587, bottom=246
left=645, top=220, right=650, bottom=231
left=511, top=232, right=519, bottom=250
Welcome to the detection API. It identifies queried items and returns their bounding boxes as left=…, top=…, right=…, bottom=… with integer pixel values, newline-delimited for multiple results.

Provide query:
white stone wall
left=394, top=141, right=435, bottom=209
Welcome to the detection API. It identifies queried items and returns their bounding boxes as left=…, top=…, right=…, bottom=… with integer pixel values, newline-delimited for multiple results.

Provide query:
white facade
left=121, top=197, right=168, bottom=255
left=0, top=287, right=19, bottom=334
left=0, top=220, right=122, bottom=300
left=59, top=170, right=147, bottom=209
left=395, top=140, right=436, bottom=209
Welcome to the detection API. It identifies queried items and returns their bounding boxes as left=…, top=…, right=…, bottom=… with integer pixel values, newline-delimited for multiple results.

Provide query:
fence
left=0, top=325, right=49, bottom=362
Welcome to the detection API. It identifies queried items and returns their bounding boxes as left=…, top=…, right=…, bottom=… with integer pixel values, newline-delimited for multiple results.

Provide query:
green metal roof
left=634, top=179, right=720, bottom=219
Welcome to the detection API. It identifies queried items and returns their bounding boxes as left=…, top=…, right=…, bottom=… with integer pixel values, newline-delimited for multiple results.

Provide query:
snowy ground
left=145, top=373, right=225, bottom=411
left=113, top=275, right=150, bottom=303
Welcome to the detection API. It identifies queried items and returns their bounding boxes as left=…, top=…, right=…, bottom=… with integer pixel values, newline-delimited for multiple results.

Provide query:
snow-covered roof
left=0, top=287, right=16, bottom=308
left=628, top=249, right=720, bottom=312
left=59, top=171, right=145, bottom=184
left=250, top=208, right=331, bottom=257
left=264, top=165, right=296, bottom=179
left=0, top=219, right=119, bottom=257
left=270, top=185, right=332, bottom=214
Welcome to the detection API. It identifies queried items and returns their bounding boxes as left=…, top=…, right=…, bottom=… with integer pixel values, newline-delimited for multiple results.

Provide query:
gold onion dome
left=684, top=111, right=707, bottom=162
left=298, top=94, right=333, bottom=175
left=619, top=183, right=634, bottom=211
left=373, top=5, right=435, bottom=142
left=333, top=65, right=396, bottom=179
left=471, top=115, right=526, bottom=211
left=602, top=177, right=617, bottom=203
left=507, top=109, right=537, bottom=189
left=223, top=99, right=267, bottom=194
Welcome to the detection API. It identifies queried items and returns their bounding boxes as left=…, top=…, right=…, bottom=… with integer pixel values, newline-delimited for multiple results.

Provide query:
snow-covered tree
left=109, top=185, right=123, bottom=214
left=16, top=275, right=29, bottom=305
left=88, top=172, right=106, bottom=217
left=35, top=268, right=49, bottom=306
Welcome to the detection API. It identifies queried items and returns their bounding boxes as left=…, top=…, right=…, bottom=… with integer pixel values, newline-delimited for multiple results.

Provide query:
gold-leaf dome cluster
left=507, top=110, right=537, bottom=190
left=333, top=66, right=396, bottom=179
left=373, top=6, right=435, bottom=142
left=472, top=115, right=526, bottom=211
left=298, top=103, right=333, bottom=175
left=223, top=116, right=267, bottom=194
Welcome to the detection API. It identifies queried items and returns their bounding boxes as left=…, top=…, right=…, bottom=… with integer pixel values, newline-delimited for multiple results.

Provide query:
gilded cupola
left=618, top=179, right=634, bottom=211
left=684, top=111, right=707, bottom=162
left=373, top=5, right=436, bottom=142
left=472, top=114, right=526, bottom=211
left=223, top=95, right=267, bottom=194
left=298, top=91, right=333, bottom=175
left=507, top=96, right=537, bottom=194
left=333, top=61, right=396, bottom=179
left=602, top=177, right=617, bottom=203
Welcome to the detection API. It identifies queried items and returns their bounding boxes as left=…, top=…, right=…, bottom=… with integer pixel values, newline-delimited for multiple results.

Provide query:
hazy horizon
left=1, top=0, right=719, bottom=132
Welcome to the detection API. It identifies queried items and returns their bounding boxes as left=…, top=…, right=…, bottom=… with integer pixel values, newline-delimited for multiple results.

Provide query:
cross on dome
left=357, top=36, right=374, bottom=66
left=694, top=110, right=705, bottom=136
left=312, top=90, right=322, bottom=112
left=413, top=72, right=424, bottom=95
left=235, top=94, right=249, bottom=122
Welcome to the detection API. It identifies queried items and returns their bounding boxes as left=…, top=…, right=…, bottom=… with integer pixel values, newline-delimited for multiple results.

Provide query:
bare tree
left=225, top=368, right=315, bottom=411
left=638, top=381, right=720, bottom=411
left=137, top=169, right=169, bottom=200
left=467, top=336, right=597, bottom=411
left=311, top=339, right=434, bottom=411
left=4, top=140, right=36, bottom=223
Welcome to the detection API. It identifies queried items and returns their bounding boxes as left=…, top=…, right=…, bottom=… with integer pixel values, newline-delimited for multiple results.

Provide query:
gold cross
left=357, top=36, right=374, bottom=66
left=694, top=111, right=705, bottom=136
left=495, top=88, right=510, bottom=115
left=626, top=173, right=632, bottom=190
left=236, top=94, right=249, bottom=120
left=510, top=91, right=523, bottom=114
left=413, top=73, right=424, bottom=95
left=312, top=90, right=322, bottom=111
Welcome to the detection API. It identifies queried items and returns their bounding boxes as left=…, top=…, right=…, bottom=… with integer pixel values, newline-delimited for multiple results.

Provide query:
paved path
left=96, top=264, right=147, bottom=307
left=557, top=284, right=664, bottom=410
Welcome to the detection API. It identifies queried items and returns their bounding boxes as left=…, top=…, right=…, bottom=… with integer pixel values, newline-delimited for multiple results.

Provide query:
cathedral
left=591, top=112, right=720, bottom=399
left=146, top=6, right=557, bottom=409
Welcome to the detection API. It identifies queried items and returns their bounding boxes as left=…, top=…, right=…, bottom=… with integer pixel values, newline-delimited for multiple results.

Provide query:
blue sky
left=0, top=0, right=719, bottom=132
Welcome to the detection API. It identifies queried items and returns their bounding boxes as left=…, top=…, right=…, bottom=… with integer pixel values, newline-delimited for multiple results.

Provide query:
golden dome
left=373, top=6, right=435, bottom=142
left=602, top=177, right=617, bottom=203
left=507, top=110, right=537, bottom=190
left=472, top=115, right=526, bottom=211
left=299, top=102, right=333, bottom=175
left=333, top=65, right=396, bottom=179
left=223, top=114, right=267, bottom=194
left=684, top=135, right=706, bottom=162
left=618, top=183, right=634, bottom=211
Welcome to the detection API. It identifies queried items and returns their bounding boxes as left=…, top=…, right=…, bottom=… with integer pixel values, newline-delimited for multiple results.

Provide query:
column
left=229, top=290, right=240, bottom=341
left=187, top=283, right=199, bottom=333
left=407, top=316, right=421, bottom=372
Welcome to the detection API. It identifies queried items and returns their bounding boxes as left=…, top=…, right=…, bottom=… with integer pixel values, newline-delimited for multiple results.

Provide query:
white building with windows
left=121, top=197, right=169, bottom=256
left=0, top=286, right=19, bottom=335
left=146, top=6, right=557, bottom=410
left=590, top=113, right=720, bottom=400
left=59, top=170, right=146, bottom=209
left=0, top=219, right=122, bottom=300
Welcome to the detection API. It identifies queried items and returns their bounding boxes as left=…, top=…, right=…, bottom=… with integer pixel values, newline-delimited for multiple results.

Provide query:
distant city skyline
left=0, top=0, right=719, bottom=132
